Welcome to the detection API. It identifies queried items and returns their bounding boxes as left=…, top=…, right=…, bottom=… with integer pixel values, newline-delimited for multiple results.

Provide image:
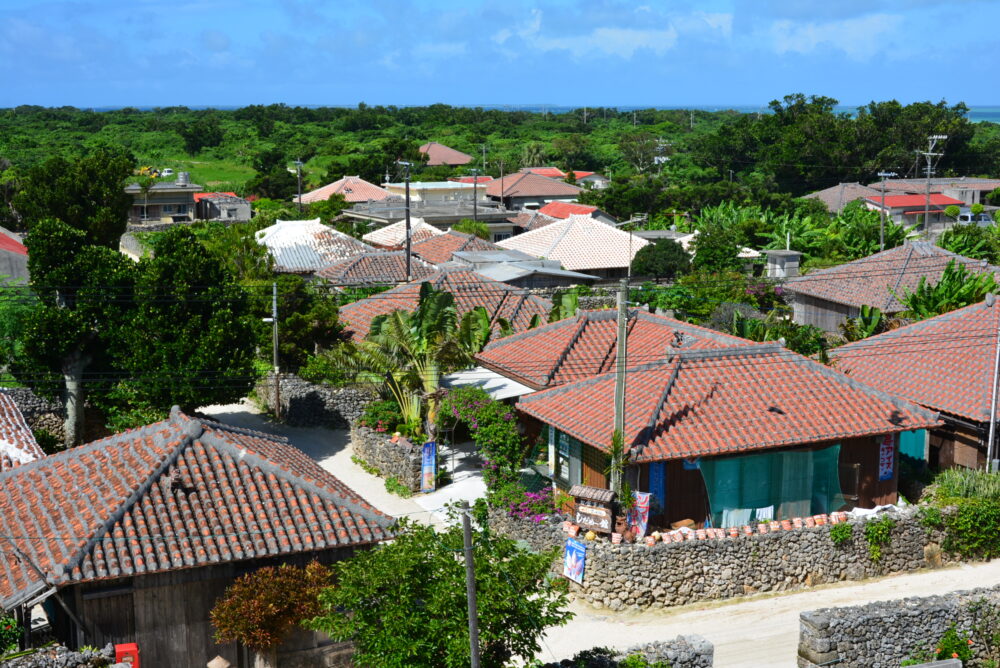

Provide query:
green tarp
left=699, top=444, right=845, bottom=527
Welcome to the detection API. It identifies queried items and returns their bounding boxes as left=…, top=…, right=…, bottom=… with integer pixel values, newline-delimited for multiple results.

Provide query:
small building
left=507, top=210, right=559, bottom=233
left=868, top=177, right=1000, bottom=207
left=382, top=181, right=488, bottom=204
left=410, top=230, right=503, bottom=264
left=344, top=199, right=517, bottom=243
left=362, top=218, right=445, bottom=249
left=295, top=175, right=392, bottom=205
left=784, top=242, right=1000, bottom=332
left=315, top=251, right=437, bottom=286
left=124, top=173, right=201, bottom=223
left=194, top=192, right=252, bottom=222
left=497, top=214, right=648, bottom=279
left=831, top=299, right=1000, bottom=470
left=537, top=201, right=617, bottom=225
left=419, top=141, right=473, bottom=166
left=485, top=172, right=583, bottom=211
left=449, top=175, right=494, bottom=184
left=255, top=218, right=375, bottom=274
left=516, top=343, right=939, bottom=529
left=0, top=390, right=44, bottom=472
left=0, top=408, right=394, bottom=666
left=0, top=227, right=29, bottom=283
left=520, top=167, right=609, bottom=189
left=802, top=182, right=882, bottom=213
left=339, top=266, right=551, bottom=340
left=863, top=193, right=966, bottom=235
left=450, top=249, right=599, bottom=289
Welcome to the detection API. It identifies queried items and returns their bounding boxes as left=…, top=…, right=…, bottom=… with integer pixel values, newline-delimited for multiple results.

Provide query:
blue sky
left=2, top=0, right=998, bottom=108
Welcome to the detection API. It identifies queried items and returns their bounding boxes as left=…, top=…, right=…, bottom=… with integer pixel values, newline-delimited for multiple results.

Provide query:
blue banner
left=649, top=461, right=666, bottom=514
left=563, top=538, right=586, bottom=584
left=421, top=441, right=437, bottom=493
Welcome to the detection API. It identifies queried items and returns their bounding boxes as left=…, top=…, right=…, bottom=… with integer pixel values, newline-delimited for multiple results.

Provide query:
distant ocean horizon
left=84, top=104, right=1000, bottom=123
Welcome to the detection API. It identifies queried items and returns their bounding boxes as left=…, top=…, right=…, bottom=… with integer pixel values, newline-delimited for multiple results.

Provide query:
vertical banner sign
left=563, top=538, right=586, bottom=584
left=648, top=462, right=667, bottom=516
left=878, top=434, right=895, bottom=481
left=628, top=491, right=652, bottom=539
left=421, top=441, right=437, bottom=493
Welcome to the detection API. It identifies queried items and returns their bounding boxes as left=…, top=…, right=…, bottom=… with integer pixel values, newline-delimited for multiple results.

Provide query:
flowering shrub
left=211, top=561, right=331, bottom=651
left=0, top=615, right=20, bottom=654
left=933, top=625, right=973, bottom=662
left=439, top=387, right=526, bottom=490
left=358, top=400, right=401, bottom=433
left=507, top=487, right=557, bottom=523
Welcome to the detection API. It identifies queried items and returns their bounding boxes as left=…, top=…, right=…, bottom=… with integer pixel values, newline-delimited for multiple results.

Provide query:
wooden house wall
left=929, top=417, right=986, bottom=470
left=61, top=547, right=362, bottom=667
left=838, top=436, right=898, bottom=508
left=791, top=293, right=860, bottom=333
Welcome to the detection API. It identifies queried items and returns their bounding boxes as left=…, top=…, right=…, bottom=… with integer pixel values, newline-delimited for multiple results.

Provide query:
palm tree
left=521, top=142, right=547, bottom=168
left=332, top=283, right=490, bottom=437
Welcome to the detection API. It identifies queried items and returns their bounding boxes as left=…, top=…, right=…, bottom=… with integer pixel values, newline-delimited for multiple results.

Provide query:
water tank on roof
left=177, top=172, right=190, bottom=186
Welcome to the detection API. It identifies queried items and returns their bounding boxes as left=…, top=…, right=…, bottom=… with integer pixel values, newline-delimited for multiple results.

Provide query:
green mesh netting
left=899, top=429, right=927, bottom=462
left=699, top=444, right=845, bottom=527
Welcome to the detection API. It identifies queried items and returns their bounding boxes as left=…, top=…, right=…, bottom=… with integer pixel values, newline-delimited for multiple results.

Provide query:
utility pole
left=918, top=135, right=948, bottom=234
left=612, top=278, right=629, bottom=493
left=481, top=144, right=487, bottom=172
left=470, top=168, right=480, bottom=223
left=399, top=160, right=413, bottom=281
left=988, top=294, right=1000, bottom=472
left=877, top=170, right=898, bottom=251
left=271, top=282, right=280, bottom=420
left=460, top=501, right=482, bottom=668
left=294, top=159, right=304, bottom=213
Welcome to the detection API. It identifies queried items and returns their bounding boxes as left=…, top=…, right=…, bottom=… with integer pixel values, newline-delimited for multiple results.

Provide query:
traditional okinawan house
left=418, top=141, right=473, bottom=167
left=0, top=408, right=394, bottom=666
left=0, top=227, right=29, bottom=284
left=0, top=390, right=44, bottom=472
left=784, top=242, right=1000, bottom=332
left=536, top=201, right=617, bottom=225
left=511, top=342, right=939, bottom=530
left=255, top=218, right=376, bottom=275
left=338, top=266, right=551, bottom=340
left=831, top=299, right=1000, bottom=470
left=294, top=175, right=392, bottom=205
left=485, top=172, right=583, bottom=211
left=410, top=230, right=503, bottom=265
left=361, top=218, right=445, bottom=250
left=315, top=251, right=437, bottom=286
left=497, top=213, right=648, bottom=279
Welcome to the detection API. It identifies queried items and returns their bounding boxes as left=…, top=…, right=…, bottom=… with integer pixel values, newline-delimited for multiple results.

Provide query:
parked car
left=161, top=168, right=175, bottom=177
left=958, top=211, right=993, bottom=225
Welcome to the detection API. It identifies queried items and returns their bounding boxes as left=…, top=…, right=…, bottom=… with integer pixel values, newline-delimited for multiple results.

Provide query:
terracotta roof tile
left=419, top=142, right=473, bottom=166
left=517, top=345, right=941, bottom=461
left=339, top=267, right=551, bottom=339
left=485, top=172, right=583, bottom=198
left=507, top=211, right=560, bottom=232
left=315, top=251, right=436, bottom=285
left=477, top=310, right=752, bottom=390
left=0, top=392, right=44, bottom=472
left=497, top=214, right=648, bottom=271
left=865, top=194, right=965, bottom=208
left=0, top=409, right=393, bottom=608
left=830, top=300, right=1000, bottom=422
left=786, top=242, right=999, bottom=312
left=538, top=201, right=598, bottom=219
left=297, top=176, right=391, bottom=204
left=410, top=231, right=502, bottom=264
left=803, top=183, right=882, bottom=212
left=362, top=219, right=445, bottom=249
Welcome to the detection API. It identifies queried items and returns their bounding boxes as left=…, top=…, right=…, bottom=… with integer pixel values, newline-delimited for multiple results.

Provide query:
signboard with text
left=878, top=434, right=895, bottom=481
left=575, top=503, right=613, bottom=533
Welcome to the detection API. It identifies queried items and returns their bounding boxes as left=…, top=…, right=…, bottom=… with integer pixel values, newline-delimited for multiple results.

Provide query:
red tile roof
left=362, top=219, right=445, bottom=249
left=315, top=252, right=436, bottom=285
left=339, top=267, right=552, bottom=339
left=0, top=408, right=393, bottom=608
left=785, top=242, right=999, bottom=312
left=477, top=310, right=754, bottom=390
left=419, top=142, right=473, bottom=166
left=485, top=172, right=583, bottom=199
left=497, top=214, right=648, bottom=271
left=866, top=194, right=964, bottom=208
left=538, top=201, right=598, bottom=219
left=517, top=344, right=940, bottom=462
left=522, top=167, right=566, bottom=179
left=830, top=300, right=1000, bottom=422
left=0, top=231, right=27, bottom=257
left=507, top=211, right=560, bottom=232
left=0, top=392, right=44, bottom=472
left=410, top=230, right=502, bottom=264
left=193, top=191, right=238, bottom=203
left=297, top=176, right=391, bottom=204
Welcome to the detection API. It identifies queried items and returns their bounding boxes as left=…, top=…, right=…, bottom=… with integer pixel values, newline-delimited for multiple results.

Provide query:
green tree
left=938, top=224, right=1000, bottom=264
left=617, top=131, right=658, bottom=174
left=520, top=142, right=546, bottom=168
left=451, top=218, right=490, bottom=239
left=104, top=226, right=257, bottom=425
left=690, top=222, right=746, bottom=273
left=270, top=275, right=342, bottom=372
left=305, top=518, right=571, bottom=668
left=896, top=259, right=998, bottom=320
left=945, top=204, right=961, bottom=220
left=12, top=146, right=135, bottom=246
left=630, top=239, right=690, bottom=280
left=179, top=114, right=225, bottom=155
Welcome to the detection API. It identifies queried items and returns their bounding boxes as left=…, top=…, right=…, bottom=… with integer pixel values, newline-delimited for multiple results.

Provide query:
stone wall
left=543, top=636, right=714, bottom=668
left=797, top=586, right=1000, bottom=668
left=351, top=425, right=423, bottom=492
left=1, top=386, right=65, bottom=436
left=3, top=643, right=123, bottom=668
left=254, top=374, right=375, bottom=428
left=490, top=507, right=953, bottom=611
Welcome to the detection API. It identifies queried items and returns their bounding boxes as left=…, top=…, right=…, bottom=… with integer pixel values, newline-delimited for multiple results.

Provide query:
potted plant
left=617, top=481, right=637, bottom=543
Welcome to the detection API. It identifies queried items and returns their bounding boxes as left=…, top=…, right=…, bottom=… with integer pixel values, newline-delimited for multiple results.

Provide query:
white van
left=161, top=168, right=175, bottom=177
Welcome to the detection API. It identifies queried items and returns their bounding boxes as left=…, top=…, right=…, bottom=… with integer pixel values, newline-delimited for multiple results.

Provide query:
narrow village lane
left=539, top=560, right=1000, bottom=667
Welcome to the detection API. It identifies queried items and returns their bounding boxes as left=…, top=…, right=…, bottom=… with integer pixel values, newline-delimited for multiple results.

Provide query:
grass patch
left=384, top=476, right=413, bottom=498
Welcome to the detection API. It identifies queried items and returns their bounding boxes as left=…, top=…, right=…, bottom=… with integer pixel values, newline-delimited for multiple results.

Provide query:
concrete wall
left=490, top=508, right=952, bottom=611
left=798, top=586, right=1000, bottom=668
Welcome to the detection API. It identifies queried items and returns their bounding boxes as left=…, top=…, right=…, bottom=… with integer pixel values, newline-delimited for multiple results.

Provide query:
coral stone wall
left=254, top=373, right=375, bottom=428
left=351, top=425, right=423, bottom=492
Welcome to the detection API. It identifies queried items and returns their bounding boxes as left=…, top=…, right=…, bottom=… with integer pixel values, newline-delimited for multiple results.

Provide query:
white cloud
left=767, top=13, right=902, bottom=60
